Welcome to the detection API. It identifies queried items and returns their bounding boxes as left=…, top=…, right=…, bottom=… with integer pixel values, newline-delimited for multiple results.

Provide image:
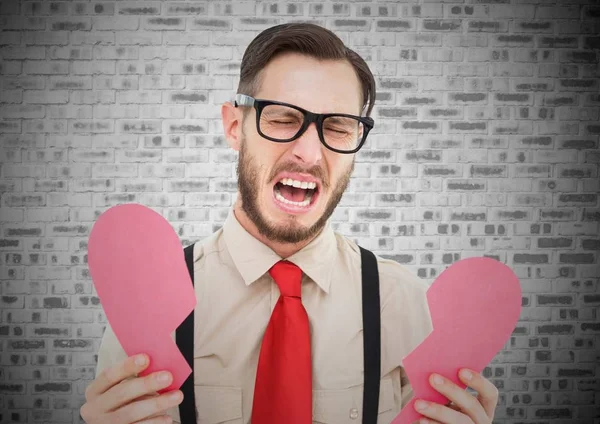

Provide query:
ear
left=221, top=101, right=243, bottom=152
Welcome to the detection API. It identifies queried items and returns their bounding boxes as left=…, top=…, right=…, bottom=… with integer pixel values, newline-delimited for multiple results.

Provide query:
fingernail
left=169, top=391, right=182, bottom=402
left=135, top=354, right=146, bottom=366
left=420, top=419, right=430, bottom=424
left=415, top=400, right=429, bottom=411
left=157, top=372, right=171, bottom=382
left=461, top=369, right=473, bottom=380
left=433, top=374, right=444, bottom=385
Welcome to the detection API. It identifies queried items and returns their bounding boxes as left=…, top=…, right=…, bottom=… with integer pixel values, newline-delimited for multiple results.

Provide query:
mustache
left=269, top=163, right=329, bottom=190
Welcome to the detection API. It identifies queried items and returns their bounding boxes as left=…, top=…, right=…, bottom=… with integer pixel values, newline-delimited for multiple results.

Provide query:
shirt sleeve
left=379, top=259, right=434, bottom=416
left=95, top=320, right=129, bottom=378
left=399, top=365, right=415, bottom=409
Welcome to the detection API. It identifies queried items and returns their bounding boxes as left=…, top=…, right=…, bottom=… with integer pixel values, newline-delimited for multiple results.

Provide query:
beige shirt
left=96, top=207, right=434, bottom=424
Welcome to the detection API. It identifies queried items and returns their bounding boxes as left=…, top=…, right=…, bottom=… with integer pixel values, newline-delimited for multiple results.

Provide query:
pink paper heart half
left=391, top=257, right=522, bottom=424
left=88, top=203, right=196, bottom=393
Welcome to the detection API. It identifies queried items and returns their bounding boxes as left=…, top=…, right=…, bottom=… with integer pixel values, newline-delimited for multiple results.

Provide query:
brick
left=510, top=193, right=552, bottom=207
left=447, top=179, right=486, bottom=191
left=0, top=16, right=46, bottom=31
left=117, top=2, right=161, bottom=15
left=355, top=4, right=395, bottom=17
left=73, top=2, right=115, bottom=16
left=537, top=5, right=580, bottom=19
left=421, top=48, right=463, bottom=62
left=513, top=20, right=553, bottom=33
left=467, top=20, right=507, bottom=33
left=559, top=253, right=597, bottom=265
left=447, top=63, right=489, bottom=77
left=543, top=93, right=578, bottom=106
left=493, top=63, right=535, bottom=77
left=1, top=46, right=45, bottom=60
left=495, top=93, right=532, bottom=104
left=71, top=61, right=116, bottom=76
left=93, top=16, right=140, bottom=30
left=0, top=121, right=21, bottom=133
left=50, top=17, right=91, bottom=31
left=470, top=165, right=506, bottom=178
left=557, top=194, right=597, bottom=206
left=449, top=92, right=487, bottom=104
left=580, top=238, right=600, bottom=251
left=421, top=19, right=461, bottom=31
left=0, top=1, right=20, bottom=14
left=93, top=46, right=138, bottom=60
left=468, top=48, right=509, bottom=62
left=557, top=222, right=600, bottom=238
left=494, top=34, right=534, bottom=47
left=71, top=31, right=114, bottom=45
left=116, top=179, right=162, bottom=193
left=213, top=1, right=255, bottom=16
left=490, top=4, right=535, bottom=19
left=559, top=79, right=599, bottom=91
left=494, top=209, right=533, bottom=221
left=165, top=3, right=208, bottom=15
left=72, top=179, right=114, bottom=193
left=0, top=59, right=22, bottom=75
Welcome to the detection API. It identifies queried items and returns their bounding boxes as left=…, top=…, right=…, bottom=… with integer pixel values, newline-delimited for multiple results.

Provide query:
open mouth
left=273, top=177, right=319, bottom=210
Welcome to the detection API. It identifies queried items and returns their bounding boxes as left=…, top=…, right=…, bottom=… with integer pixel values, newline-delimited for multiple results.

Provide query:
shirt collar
left=222, top=207, right=335, bottom=294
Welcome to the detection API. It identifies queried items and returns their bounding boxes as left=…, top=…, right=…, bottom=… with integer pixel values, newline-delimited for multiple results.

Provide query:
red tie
left=251, top=260, right=312, bottom=424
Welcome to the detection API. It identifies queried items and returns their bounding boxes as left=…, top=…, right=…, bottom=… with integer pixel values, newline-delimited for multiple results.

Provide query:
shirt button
left=349, top=408, right=359, bottom=419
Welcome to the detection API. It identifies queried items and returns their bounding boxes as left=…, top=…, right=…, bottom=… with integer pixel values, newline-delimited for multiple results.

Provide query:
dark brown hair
left=236, top=23, right=376, bottom=118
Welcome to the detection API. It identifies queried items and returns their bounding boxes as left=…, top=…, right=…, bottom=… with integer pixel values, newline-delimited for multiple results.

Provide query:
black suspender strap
left=359, top=245, right=381, bottom=424
left=176, top=243, right=381, bottom=424
left=177, top=243, right=197, bottom=424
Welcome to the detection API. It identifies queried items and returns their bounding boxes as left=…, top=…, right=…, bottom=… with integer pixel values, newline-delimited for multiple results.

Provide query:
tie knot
left=269, top=260, right=302, bottom=298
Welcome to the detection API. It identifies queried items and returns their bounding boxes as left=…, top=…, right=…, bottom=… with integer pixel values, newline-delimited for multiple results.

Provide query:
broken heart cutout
left=391, top=257, right=522, bottom=424
left=88, top=203, right=196, bottom=393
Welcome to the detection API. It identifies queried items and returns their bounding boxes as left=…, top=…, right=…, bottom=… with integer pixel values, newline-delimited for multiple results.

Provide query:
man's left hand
left=412, top=368, right=499, bottom=424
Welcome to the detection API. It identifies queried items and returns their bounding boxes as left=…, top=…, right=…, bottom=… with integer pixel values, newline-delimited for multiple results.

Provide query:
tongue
left=279, top=184, right=306, bottom=202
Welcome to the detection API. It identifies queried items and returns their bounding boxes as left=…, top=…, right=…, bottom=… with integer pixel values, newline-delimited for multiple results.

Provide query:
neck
left=232, top=198, right=321, bottom=259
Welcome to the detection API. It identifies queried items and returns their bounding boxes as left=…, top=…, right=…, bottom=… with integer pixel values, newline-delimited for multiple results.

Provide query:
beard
left=236, top=134, right=354, bottom=244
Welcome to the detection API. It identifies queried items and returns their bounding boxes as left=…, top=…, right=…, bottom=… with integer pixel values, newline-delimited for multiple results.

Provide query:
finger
left=133, top=414, right=173, bottom=424
left=129, top=392, right=165, bottom=420
left=99, top=370, right=175, bottom=413
left=414, top=398, right=472, bottom=424
left=86, top=354, right=150, bottom=400
left=427, top=373, right=488, bottom=423
left=418, top=419, right=443, bottom=424
left=445, top=400, right=462, bottom=412
left=413, top=419, right=444, bottom=424
left=459, top=369, right=500, bottom=420
left=112, top=389, right=183, bottom=424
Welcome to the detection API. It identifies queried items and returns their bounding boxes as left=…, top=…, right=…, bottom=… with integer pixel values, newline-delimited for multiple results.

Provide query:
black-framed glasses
left=233, top=94, right=374, bottom=154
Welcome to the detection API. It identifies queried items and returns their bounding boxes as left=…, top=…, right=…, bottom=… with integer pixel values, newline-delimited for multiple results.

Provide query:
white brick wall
left=1, top=1, right=599, bottom=422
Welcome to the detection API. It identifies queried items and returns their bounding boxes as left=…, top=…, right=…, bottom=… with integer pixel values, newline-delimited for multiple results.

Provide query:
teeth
left=274, top=185, right=314, bottom=208
left=279, top=178, right=317, bottom=190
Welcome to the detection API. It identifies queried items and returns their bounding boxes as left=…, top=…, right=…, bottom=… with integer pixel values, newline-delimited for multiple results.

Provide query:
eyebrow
left=325, top=116, right=354, bottom=124
left=270, top=109, right=303, bottom=117
left=268, top=99, right=360, bottom=118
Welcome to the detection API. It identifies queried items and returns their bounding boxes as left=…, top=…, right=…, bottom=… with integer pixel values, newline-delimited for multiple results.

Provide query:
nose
left=290, top=122, right=323, bottom=165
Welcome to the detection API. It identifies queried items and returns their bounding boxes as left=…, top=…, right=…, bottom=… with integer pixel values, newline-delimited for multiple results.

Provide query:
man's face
left=234, top=52, right=363, bottom=244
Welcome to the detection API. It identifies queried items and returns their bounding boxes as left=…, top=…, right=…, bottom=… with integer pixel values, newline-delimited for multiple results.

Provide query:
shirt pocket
left=312, top=377, right=395, bottom=424
left=169, top=385, right=243, bottom=424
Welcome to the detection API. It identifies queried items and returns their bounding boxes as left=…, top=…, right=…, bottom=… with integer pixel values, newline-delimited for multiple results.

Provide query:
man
left=81, top=23, right=499, bottom=424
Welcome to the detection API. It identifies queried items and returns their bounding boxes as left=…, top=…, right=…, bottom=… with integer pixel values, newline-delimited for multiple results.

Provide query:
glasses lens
left=259, top=104, right=366, bottom=152
left=322, top=115, right=364, bottom=152
left=259, top=104, right=304, bottom=141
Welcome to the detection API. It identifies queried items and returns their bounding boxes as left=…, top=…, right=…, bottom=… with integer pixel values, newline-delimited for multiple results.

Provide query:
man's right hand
left=80, top=353, right=183, bottom=424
